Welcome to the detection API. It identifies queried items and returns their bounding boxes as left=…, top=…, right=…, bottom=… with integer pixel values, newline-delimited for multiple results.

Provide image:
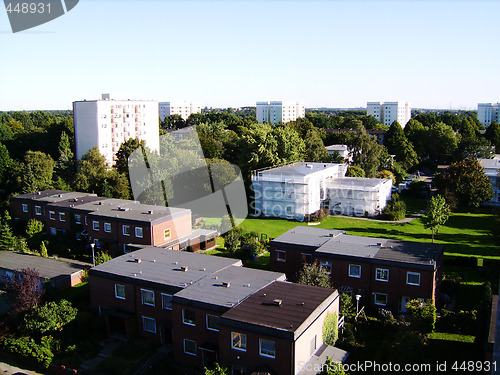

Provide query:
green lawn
left=239, top=209, right=500, bottom=259
left=428, top=332, right=475, bottom=343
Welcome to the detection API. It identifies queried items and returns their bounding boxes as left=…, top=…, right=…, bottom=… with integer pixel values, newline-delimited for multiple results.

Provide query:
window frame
left=375, top=268, right=389, bottom=282
left=164, top=228, right=171, bottom=240
left=35, top=205, right=41, bottom=215
left=22, top=204, right=28, bottom=213
left=349, top=264, right=361, bottom=278
left=374, top=292, right=388, bottom=306
left=206, top=314, right=220, bottom=332
left=161, top=293, right=172, bottom=310
left=140, top=289, right=155, bottom=306
left=276, top=250, right=286, bottom=262
left=115, top=284, right=125, bottom=300
left=74, top=214, right=81, bottom=224
left=135, top=227, right=143, bottom=238
left=320, top=260, right=332, bottom=275
left=301, top=253, right=313, bottom=265
left=183, top=339, right=197, bottom=356
left=59, top=212, right=66, bottom=222
left=122, top=225, right=130, bottom=236
left=406, top=271, right=421, bottom=286
left=92, top=220, right=99, bottom=231
left=49, top=211, right=55, bottom=220
left=231, top=331, right=247, bottom=352
left=182, top=309, right=196, bottom=326
left=104, top=222, right=112, bottom=233
left=259, top=338, right=276, bottom=359
left=142, top=316, right=156, bottom=334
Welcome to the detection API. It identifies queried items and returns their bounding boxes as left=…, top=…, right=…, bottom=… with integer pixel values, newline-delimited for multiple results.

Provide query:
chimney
left=148, top=210, right=154, bottom=214
left=222, top=281, right=231, bottom=288
left=135, top=258, right=141, bottom=263
left=181, top=266, right=188, bottom=272
left=273, top=299, right=282, bottom=306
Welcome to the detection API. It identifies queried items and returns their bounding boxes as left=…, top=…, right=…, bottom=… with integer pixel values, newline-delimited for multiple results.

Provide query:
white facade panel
left=478, top=103, right=500, bottom=127
left=367, top=101, right=411, bottom=127
left=256, top=101, right=305, bottom=125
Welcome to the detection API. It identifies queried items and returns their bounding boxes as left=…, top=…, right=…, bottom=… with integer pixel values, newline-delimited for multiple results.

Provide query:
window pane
left=183, top=309, right=196, bottom=325
left=115, top=284, right=125, bottom=299
left=207, top=315, right=220, bottom=331
left=162, top=293, right=172, bottom=310
left=232, top=332, right=247, bottom=351
left=143, top=317, right=156, bottom=333
left=260, top=339, right=275, bottom=358
left=141, top=289, right=155, bottom=306
left=349, top=265, right=361, bottom=278
left=184, top=339, right=196, bottom=355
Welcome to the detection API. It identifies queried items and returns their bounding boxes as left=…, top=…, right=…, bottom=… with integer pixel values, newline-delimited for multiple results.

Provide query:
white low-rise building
left=326, top=144, right=351, bottom=162
left=479, top=155, right=500, bottom=206
left=251, top=162, right=393, bottom=221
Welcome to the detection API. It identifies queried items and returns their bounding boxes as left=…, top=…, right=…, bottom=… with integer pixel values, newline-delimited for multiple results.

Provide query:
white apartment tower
left=159, top=102, right=202, bottom=121
left=478, top=103, right=500, bottom=127
left=367, top=101, right=411, bottom=127
left=256, top=101, right=306, bottom=125
left=73, top=94, right=160, bottom=166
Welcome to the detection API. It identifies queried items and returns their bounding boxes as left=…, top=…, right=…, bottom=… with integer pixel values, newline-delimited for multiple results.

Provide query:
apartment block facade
left=10, top=190, right=216, bottom=255
left=256, top=101, right=306, bottom=125
left=89, top=248, right=345, bottom=375
left=73, top=94, right=160, bottom=166
left=367, top=101, right=411, bottom=128
left=159, top=101, right=202, bottom=121
left=478, top=103, right=500, bottom=127
left=479, top=156, right=500, bottom=206
left=269, top=227, right=443, bottom=313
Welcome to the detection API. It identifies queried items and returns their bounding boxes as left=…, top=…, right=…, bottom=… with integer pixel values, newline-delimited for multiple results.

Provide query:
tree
left=23, top=299, right=78, bottom=335
left=297, top=262, right=332, bottom=288
left=317, top=357, right=350, bottom=375
left=204, top=363, right=228, bottom=375
left=437, top=158, right=493, bottom=208
left=73, top=147, right=108, bottom=193
left=223, top=227, right=242, bottom=254
left=0, top=141, right=12, bottom=185
left=339, top=293, right=356, bottom=319
left=22, top=151, right=55, bottom=193
left=485, top=121, right=500, bottom=151
left=422, top=194, right=450, bottom=243
left=345, top=165, right=365, bottom=177
left=95, top=251, right=112, bottom=265
left=349, top=130, right=382, bottom=177
left=26, top=218, right=44, bottom=250
left=55, top=131, right=74, bottom=181
left=382, top=193, right=406, bottom=221
left=3, top=268, right=44, bottom=315
left=114, top=138, right=146, bottom=175
left=404, top=119, right=427, bottom=157
left=39, top=241, right=49, bottom=258
left=323, top=312, right=338, bottom=346
left=384, top=121, right=406, bottom=155
left=406, top=299, right=436, bottom=334
left=376, top=170, right=395, bottom=185
left=0, top=211, right=15, bottom=250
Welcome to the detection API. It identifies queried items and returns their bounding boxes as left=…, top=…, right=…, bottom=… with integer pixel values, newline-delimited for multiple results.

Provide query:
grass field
left=239, top=209, right=500, bottom=260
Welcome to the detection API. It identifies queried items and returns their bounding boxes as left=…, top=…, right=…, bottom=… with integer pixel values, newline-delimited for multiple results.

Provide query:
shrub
left=382, top=193, right=406, bottom=221
left=323, top=312, right=338, bottom=346
left=339, top=293, right=356, bottom=319
left=406, top=299, right=436, bottom=334
left=0, top=336, right=54, bottom=367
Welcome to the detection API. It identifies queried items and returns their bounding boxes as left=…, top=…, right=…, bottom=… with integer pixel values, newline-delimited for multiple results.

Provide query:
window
left=259, top=339, right=275, bottom=358
left=141, top=289, right=155, bottom=306
left=407, top=272, right=421, bottom=286
left=183, top=309, right=196, bottom=326
left=161, top=293, right=172, bottom=310
left=349, top=264, right=361, bottom=278
left=206, top=315, right=220, bottom=332
left=123, top=225, right=130, bottom=236
left=142, top=316, right=156, bottom=333
left=301, top=253, right=312, bottom=265
left=22, top=204, right=28, bottom=213
left=35, top=205, right=41, bottom=215
left=183, top=339, right=197, bottom=356
left=115, top=284, right=125, bottom=299
left=276, top=250, right=286, bottom=262
left=374, top=293, right=388, bottom=306
left=232, top=365, right=247, bottom=375
left=59, top=212, right=65, bottom=222
left=74, top=214, right=81, bottom=224
left=92, top=221, right=99, bottom=231
left=50, top=227, right=56, bottom=236
left=135, top=227, right=143, bottom=238
left=320, top=260, right=332, bottom=274
left=310, top=335, right=317, bottom=355
left=375, top=268, right=389, bottom=282
left=104, top=222, right=111, bottom=233
left=164, top=228, right=171, bottom=240
left=49, top=211, right=55, bottom=220
left=232, top=332, right=247, bottom=351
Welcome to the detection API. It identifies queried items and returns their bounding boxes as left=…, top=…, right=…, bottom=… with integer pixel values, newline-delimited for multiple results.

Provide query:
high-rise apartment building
left=159, top=101, right=202, bottom=121
left=256, top=101, right=305, bottom=125
left=367, top=101, right=411, bottom=128
left=73, top=94, right=160, bottom=166
left=478, top=103, right=500, bottom=127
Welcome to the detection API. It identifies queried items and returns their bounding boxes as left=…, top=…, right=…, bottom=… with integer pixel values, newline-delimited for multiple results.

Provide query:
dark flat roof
left=0, top=251, right=90, bottom=280
left=221, top=281, right=338, bottom=339
left=47, top=195, right=103, bottom=209
left=271, top=226, right=344, bottom=249
left=11, top=190, right=68, bottom=201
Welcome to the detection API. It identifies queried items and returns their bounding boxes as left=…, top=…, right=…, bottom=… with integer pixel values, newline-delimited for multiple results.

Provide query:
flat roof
left=326, top=177, right=388, bottom=189
left=479, top=157, right=500, bottom=171
left=271, top=226, right=344, bottom=250
left=256, top=162, right=341, bottom=177
left=90, top=247, right=241, bottom=290
left=325, top=145, right=348, bottom=151
left=75, top=198, right=190, bottom=225
left=174, top=266, right=286, bottom=310
left=316, top=235, right=388, bottom=259
left=0, top=251, right=89, bottom=280
left=47, top=195, right=103, bottom=209
left=221, top=281, right=338, bottom=339
left=11, top=190, right=68, bottom=201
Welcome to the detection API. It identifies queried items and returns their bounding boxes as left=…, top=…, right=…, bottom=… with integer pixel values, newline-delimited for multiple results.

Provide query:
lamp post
left=355, top=294, right=361, bottom=314
left=90, top=243, right=95, bottom=267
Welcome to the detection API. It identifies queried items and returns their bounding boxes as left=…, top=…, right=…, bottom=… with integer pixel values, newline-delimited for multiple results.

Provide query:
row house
left=89, top=247, right=346, bottom=375
left=269, top=226, right=443, bottom=313
left=10, top=190, right=217, bottom=255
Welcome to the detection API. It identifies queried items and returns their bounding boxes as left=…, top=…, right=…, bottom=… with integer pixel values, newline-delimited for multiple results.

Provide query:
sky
left=0, top=0, right=499, bottom=111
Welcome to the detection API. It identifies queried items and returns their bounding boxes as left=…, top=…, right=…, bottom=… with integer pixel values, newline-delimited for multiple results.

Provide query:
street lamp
left=90, top=243, right=95, bottom=267
left=355, top=294, right=361, bottom=314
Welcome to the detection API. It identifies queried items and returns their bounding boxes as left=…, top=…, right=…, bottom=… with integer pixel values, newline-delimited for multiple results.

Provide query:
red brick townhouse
left=89, top=247, right=347, bottom=375
left=269, top=226, right=444, bottom=313
left=10, top=190, right=217, bottom=255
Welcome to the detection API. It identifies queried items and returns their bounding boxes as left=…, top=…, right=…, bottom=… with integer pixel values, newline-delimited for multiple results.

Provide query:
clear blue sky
left=0, top=0, right=498, bottom=111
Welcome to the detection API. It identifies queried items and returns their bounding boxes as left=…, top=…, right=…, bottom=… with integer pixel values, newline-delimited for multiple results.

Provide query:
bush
left=0, top=336, right=54, bottom=367
left=323, top=312, right=338, bottom=346
left=406, top=299, right=436, bottom=334
left=382, top=193, right=406, bottom=221
left=339, top=293, right=356, bottom=319
left=378, top=308, right=396, bottom=327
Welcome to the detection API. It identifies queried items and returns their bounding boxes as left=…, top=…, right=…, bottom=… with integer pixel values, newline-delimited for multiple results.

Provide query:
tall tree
left=422, top=194, right=450, bottom=243
left=55, top=131, right=74, bottom=181
left=297, top=262, right=333, bottom=288
left=114, top=138, right=146, bottom=175
left=485, top=121, right=500, bottom=151
left=0, top=141, right=12, bottom=185
left=73, top=147, right=108, bottom=193
left=21, top=151, right=55, bottom=193
left=4, top=268, right=44, bottom=315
